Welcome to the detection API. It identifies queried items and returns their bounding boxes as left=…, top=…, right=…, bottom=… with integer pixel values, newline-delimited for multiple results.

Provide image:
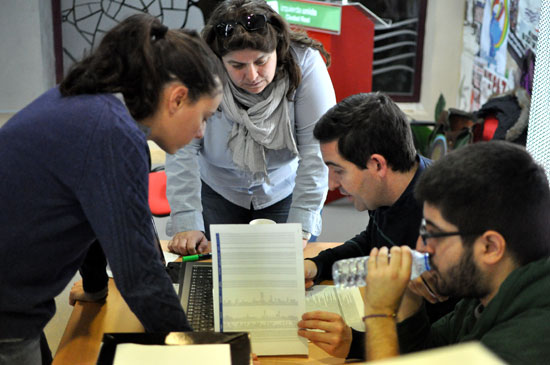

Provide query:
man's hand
left=68, top=280, right=108, bottom=306
left=168, top=231, right=208, bottom=255
left=304, top=260, right=318, bottom=289
left=408, top=271, right=448, bottom=304
left=364, top=246, right=412, bottom=315
left=297, top=311, right=352, bottom=358
left=363, top=246, right=412, bottom=361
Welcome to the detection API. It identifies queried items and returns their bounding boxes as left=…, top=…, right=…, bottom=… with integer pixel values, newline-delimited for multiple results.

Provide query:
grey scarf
left=223, top=77, right=299, bottom=181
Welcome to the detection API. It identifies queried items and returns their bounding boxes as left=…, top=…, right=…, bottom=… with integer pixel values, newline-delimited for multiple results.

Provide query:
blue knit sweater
left=0, top=88, right=191, bottom=340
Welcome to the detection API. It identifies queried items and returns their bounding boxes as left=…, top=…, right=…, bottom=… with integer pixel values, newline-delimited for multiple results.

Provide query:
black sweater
left=309, top=155, right=431, bottom=281
left=307, top=155, right=453, bottom=360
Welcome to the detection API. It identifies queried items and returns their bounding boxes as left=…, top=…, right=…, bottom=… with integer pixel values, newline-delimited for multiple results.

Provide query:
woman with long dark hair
left=0, top=14, right=223, bottom=364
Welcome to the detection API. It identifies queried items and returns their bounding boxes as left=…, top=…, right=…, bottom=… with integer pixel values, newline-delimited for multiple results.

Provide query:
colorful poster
left=470, top=56, right=513, bottom=111
left=460, top=0, right=538, bottom=112
left=516, top=0, right=540, bottom=51
left=508, top=0, right=540, bottom=61
left=479, top=0, right=510, bottom=76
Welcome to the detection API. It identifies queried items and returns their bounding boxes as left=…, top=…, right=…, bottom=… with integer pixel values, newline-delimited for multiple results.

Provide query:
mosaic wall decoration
left=60, top=0, right=221, bottom=73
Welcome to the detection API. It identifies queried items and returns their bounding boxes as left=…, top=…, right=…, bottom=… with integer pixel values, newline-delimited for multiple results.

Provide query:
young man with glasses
left=363, top=141, right=550, bottom=363
left=298, top=92, right=455, bottom=359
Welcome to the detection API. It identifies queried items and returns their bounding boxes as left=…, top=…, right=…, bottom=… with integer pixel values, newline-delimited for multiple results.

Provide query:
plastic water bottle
left=332, top=250, right=431, bottom=288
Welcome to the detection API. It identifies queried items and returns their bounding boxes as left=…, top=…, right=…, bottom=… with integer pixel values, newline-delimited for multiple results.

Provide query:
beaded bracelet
left=362, top=313, right=397, bottom=321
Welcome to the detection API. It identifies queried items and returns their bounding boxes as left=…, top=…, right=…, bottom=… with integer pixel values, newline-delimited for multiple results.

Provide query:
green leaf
left=434, top=94, right=446, bottom=122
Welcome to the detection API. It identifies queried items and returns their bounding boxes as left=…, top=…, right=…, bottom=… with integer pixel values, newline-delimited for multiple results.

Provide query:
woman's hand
left=168, top=231, right=208, bottom=255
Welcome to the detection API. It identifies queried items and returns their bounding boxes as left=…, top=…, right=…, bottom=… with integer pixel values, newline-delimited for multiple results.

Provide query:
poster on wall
left=458, top=0, right=539, bottom=112
left=479, top=0, right=510, bottom=76
left=508, top=0, right=540, bottom=62
left=470, top=56, right=511, bottom=111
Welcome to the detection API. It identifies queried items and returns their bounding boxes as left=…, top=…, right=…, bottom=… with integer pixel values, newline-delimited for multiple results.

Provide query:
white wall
left=398, top=0, right=466, bottom=121
left=0, top=0, right=55, bottom=113
left=0, top=0, right=465, bottom=121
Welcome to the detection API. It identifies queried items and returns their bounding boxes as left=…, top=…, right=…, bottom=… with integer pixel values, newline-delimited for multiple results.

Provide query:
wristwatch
left=302, top=230, right=312, bottom=241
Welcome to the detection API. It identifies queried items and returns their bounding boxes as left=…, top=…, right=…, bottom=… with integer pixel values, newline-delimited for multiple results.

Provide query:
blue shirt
left=165, top=45, right=336, bottom=236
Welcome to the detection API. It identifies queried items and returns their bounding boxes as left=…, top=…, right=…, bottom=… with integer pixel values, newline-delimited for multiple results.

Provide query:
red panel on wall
left=307, top=5, right=374, bottom=102
left=304, top=4, right=376, bottom=203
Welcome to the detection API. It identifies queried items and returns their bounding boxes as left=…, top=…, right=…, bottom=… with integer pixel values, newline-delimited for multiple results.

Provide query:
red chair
left=148, top=167, right=171, bottom=217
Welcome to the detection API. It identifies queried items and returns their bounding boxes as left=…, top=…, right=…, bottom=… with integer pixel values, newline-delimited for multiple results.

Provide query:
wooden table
left=53, top=242, right=345, bottom=364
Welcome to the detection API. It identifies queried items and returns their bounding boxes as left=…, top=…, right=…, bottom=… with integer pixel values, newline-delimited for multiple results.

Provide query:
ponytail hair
left=60, top=14, right=223, bottom=121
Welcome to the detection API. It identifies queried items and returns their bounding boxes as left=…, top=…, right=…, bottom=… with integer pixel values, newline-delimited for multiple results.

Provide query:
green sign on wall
left=268, top=0, right=342, bottom=33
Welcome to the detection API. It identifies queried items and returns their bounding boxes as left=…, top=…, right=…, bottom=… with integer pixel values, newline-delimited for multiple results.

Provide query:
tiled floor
left=44, top=197, right=369, bottom=356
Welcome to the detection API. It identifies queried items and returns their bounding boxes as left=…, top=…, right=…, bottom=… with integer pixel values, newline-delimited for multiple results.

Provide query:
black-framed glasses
left=215, top=14, right=268, bottom=38
left=419, top=219, right=482, bottom=246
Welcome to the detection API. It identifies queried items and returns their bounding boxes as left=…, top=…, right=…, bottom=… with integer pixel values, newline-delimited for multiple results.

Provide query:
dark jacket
left=398, top=258, right=550, bottom=364
left=309, top=155, right=431, bottom=281
left=306, top=155, right=457, bottom=359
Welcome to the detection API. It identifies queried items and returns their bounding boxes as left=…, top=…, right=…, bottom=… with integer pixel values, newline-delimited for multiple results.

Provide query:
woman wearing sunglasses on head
left=166, top=0, right=336, bottom=255
left=0, top=14, right=223, bottom=363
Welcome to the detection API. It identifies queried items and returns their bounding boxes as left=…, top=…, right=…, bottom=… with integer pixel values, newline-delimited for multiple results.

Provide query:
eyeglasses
left=215, top=14, right=268, bottom=38
left=419, top=219, right=482, bottom=246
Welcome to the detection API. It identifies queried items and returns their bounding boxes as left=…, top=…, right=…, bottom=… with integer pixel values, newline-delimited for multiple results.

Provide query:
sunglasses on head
left=215, top=14, right=268, bottom=38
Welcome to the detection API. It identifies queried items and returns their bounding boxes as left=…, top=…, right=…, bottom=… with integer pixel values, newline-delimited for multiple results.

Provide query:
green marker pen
left=182, top=253, right=212, bottom=262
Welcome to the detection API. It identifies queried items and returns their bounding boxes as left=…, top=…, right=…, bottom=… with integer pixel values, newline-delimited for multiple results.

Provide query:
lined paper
left=211, top=223, right=308, bottom=356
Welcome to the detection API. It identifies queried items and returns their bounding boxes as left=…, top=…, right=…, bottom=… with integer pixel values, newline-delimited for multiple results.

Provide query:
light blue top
left=165, top=44, right=336, bottom=236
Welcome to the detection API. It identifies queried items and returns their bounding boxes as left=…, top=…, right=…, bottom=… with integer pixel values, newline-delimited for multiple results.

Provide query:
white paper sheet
left=163, top=251, right=180, bottom=263
left=113, top=343, right=231, bottom=365
left=305, top=285, right=365, bottom=331
left=210, top=223, right=308, bottom=356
